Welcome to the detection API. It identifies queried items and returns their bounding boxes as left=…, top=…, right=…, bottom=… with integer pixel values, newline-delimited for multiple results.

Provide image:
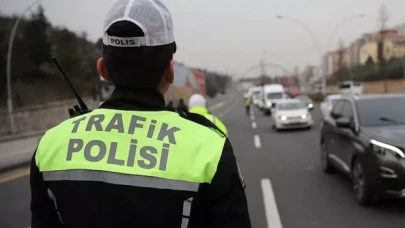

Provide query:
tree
left=25, top=5, right=52, bottom=80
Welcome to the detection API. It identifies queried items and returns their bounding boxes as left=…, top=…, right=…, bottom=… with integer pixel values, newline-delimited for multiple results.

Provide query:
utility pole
left=337, top=38, right=345, bottom=83
left=260, top=58, right=266, bottom=86
left=378, top=3, right=388, bottom=93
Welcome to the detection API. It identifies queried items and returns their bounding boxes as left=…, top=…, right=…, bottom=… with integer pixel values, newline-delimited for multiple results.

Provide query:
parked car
left=320, top=93, right=405, bottom=206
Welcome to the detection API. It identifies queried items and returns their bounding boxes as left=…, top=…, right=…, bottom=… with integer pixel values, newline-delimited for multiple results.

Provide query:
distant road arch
left=239, top=62, right=292, bottom=80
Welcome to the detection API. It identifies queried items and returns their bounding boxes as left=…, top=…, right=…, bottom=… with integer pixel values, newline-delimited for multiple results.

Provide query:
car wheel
left=320, top=141, right=334, bottom=174
left=352, top=159, right=375, bottom=206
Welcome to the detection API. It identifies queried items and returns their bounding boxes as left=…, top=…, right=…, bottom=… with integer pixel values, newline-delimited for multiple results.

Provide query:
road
left=1, top=92, right=405, bottom=228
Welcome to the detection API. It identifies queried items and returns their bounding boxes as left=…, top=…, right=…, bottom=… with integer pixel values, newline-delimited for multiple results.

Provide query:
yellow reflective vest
left=36, top=109, right=226, bottom=188
left=245, top=97, right=252, bottom=106
left=189, top=106, right=228, bottom=136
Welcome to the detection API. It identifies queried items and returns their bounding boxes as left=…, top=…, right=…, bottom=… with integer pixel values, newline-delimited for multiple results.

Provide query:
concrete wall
left=0, top=62, right=204, bottom=139
left=0, top=98, right=98, bottom=138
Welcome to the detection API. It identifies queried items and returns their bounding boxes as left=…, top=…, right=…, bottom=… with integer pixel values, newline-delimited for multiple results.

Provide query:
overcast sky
left=1, top=0, right=404, bottom=78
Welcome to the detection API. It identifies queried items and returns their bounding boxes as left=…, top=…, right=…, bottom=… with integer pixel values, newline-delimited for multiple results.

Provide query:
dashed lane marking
left=252, top=122, right=257, bottom=129
left=253, top=135, right=261, bottom=148
left=261, top=178, right=283, bottom=228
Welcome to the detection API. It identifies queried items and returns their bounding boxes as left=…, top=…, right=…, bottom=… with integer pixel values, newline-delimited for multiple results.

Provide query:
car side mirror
left=336, top=117, right=352, bottom=128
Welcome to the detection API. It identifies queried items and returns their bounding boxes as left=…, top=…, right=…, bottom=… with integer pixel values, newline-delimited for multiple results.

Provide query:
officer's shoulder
left=178, top=112, right=226, bottom=138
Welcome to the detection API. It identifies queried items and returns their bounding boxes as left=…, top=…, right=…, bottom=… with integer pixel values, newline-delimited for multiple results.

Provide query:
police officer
left=188, top=94, right=228, bottom=136
left=245, top=95, right=252, bottom=116
left=30, top=1, right=251, bottom=228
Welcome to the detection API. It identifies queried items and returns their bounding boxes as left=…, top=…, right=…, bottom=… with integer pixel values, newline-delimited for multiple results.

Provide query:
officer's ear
left=97, top=58, right=111, bottom=82
left=163, top=60, right=174, bottom=84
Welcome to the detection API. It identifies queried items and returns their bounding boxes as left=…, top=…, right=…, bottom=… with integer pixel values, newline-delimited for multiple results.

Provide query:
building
left=360, top=40, right=405, bottom=64
left=324, top=46, right=351, bottom=76
left=394, top=23, right=405, bottom=36
left=350, top=35, right=369, bottom=67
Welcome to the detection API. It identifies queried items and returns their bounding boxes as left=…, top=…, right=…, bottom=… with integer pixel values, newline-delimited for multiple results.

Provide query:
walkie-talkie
left=52, top=57, right=92, bottom=117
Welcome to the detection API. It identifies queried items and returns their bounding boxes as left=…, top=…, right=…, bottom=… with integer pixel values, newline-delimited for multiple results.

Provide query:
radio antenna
left=52, top=56, right=89, bottom=112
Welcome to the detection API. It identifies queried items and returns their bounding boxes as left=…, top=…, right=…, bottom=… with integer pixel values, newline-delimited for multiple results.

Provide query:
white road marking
left=261, top=178, right=283, bottom=228
left=221, top=98, right=241, bottom=116
left=212, top=96, right=241, bottom=118
left=253, top=135, right=261, bottom=148
left=210, top=101, right=226, bottom=110
left=252, top=122, right=257, bottom=128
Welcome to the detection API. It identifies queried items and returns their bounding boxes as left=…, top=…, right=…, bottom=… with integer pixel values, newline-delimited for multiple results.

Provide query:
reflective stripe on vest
left=42, top=170, right=199, bottom=192
left=36, top=109, right=225, bottom=185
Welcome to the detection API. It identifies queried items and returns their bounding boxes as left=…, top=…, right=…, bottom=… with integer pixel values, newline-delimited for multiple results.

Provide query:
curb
left=0, top=160, right=31, bottom=175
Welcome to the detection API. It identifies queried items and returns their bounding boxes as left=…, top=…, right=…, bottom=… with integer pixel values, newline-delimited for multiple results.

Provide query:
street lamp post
left=276, top=15, right=324, bottom=94
left=326, top=14, right=366, bottom=82
left=6, top=0, right=41, bottom=134
left=276, top=14, right=365, bottom=95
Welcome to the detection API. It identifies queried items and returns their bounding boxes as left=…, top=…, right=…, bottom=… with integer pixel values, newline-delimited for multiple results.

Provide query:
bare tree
left=337, top=38, right=346, bottom=82
left=378, top=3, right=388, bottom=92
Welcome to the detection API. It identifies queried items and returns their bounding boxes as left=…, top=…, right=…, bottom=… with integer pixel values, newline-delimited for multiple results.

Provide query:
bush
left=308, top=93, right=325, bottom=103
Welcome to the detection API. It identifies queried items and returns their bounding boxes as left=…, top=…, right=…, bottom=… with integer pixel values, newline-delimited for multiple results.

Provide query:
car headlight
left=280, top=116, right=287, bottom=121
left=370, top=139, right=405, bottom=158
left=308, top=103, right=313, bottom=108
left=301, top=114, right=307, bottom=119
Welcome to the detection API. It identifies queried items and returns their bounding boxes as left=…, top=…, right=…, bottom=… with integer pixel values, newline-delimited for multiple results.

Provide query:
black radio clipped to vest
left=52, top=57, right=92, bottom=118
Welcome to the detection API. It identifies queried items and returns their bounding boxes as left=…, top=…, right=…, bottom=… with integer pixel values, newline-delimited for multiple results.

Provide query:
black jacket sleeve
left=204, top=139, right=252, bottom=228
left=30, top=150, right=65, bottom=228
left=179, top=112, right=251, bottom=227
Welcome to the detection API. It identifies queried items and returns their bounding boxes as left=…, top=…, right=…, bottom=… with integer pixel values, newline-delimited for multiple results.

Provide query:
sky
left=1, top=0, right=404, bottom=78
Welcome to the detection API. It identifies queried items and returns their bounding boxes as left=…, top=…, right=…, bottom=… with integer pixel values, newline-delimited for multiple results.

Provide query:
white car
left=272, top=99, right=313, bottom=130
left=320, top=94, right=342, bottom=119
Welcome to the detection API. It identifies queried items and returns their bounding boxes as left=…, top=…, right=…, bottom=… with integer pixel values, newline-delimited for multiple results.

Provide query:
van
left=339, top=81, right=363, bottom=95
left=262, top=84, right=288, bottom=115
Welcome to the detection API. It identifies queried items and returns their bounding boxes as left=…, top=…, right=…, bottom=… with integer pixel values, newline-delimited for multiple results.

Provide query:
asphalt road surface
left=1, top=93, right=405, bottom=228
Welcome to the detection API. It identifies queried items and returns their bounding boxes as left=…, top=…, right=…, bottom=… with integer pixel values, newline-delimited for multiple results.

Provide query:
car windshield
left=277, top=102, right=306, bottom=110
left=100, top=81, right=115, bottom=102
left=356, top=96, right=405, bottom=126
left=266, top=92, right=283, bottom=99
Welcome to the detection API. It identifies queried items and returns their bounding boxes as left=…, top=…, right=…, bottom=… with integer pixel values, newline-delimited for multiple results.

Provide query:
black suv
left=320, top=93, right=405, bottom=206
